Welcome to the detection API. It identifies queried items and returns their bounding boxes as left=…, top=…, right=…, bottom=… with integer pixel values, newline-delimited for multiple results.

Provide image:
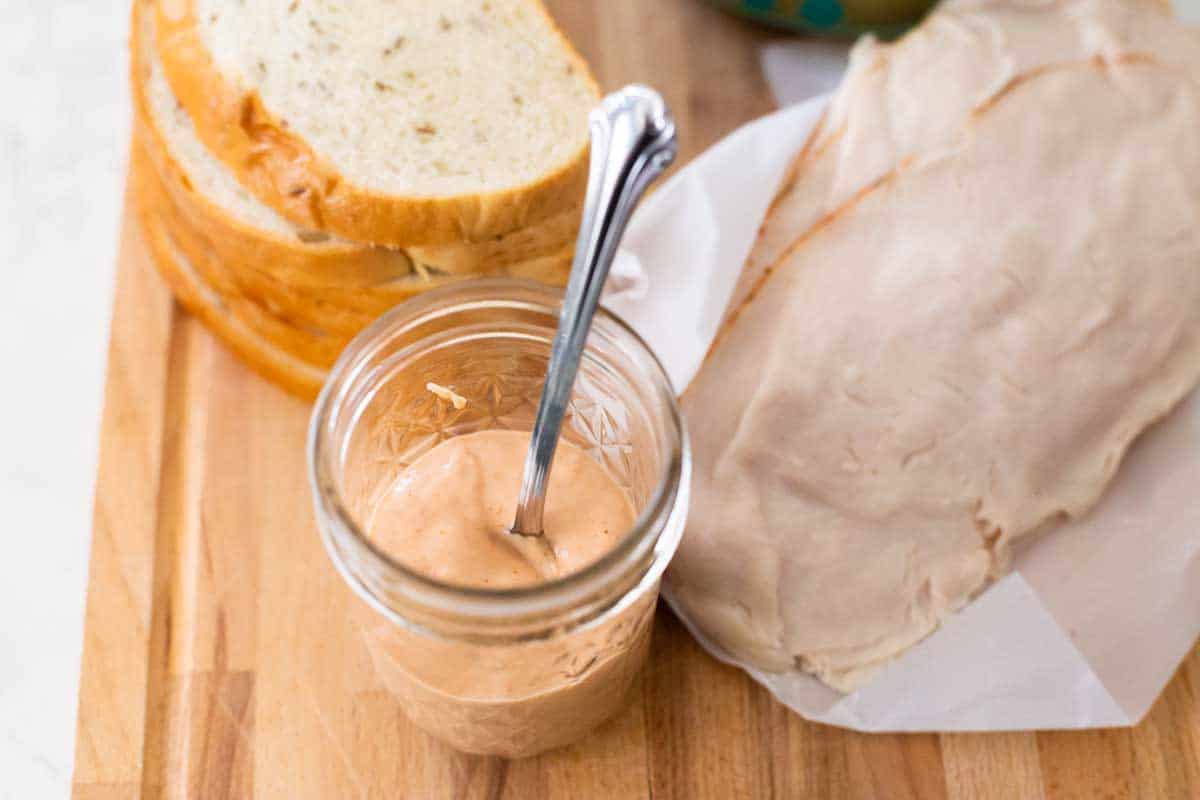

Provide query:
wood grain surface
left=73, top=1, right=1200, bottom=797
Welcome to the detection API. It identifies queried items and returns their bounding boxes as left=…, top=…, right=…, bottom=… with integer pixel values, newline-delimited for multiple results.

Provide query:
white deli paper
left=603, top=96, right=1200, bottom=731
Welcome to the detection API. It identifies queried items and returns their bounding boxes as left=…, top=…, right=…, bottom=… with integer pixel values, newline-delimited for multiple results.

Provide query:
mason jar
left=308, top=278, right=689, bottom=757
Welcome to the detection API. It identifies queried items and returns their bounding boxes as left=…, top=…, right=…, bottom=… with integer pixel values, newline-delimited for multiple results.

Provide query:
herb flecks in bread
left=134, top=0, right=579, bottom=308
left=155, top=0, right=600, bottom=245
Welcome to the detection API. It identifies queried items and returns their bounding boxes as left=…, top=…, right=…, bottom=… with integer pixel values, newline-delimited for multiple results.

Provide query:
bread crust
left=154, top=0, right=598, bottom=247
left=132, top=157, right=328, bottom=398
left=140, top=103, right=571, bottom=326
left=134, top=146, right=353, bottom=366
left=408, top=204, right=581, bottom=274
left=138, top=147, right=575, bottom=398
left=131, top=0, right=415, bottom=277
left=138, top=112, right=575, bottom=331
left=133, top=0, right=579, bottom=292
left=135, top=131, right=576, bottom=393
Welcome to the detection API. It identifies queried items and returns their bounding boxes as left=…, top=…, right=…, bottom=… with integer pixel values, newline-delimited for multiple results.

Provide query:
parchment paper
left=603, top=95, right=1200, bottom=731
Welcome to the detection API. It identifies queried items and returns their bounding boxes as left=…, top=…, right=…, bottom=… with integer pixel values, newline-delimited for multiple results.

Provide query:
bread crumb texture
left=195, top=0, right=596, bottom=198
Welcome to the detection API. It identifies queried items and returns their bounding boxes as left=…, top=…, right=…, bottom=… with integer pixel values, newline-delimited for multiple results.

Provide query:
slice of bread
left=142, top=124, right=574, bottom=348
left=407, top=203, right=581, bottom=275
left=138, top=141, right=576, bottom=396
left=133, top=0, right=579, bottom=303
left=132, top=0, right=415, bottom=286
left=139, top=109, right=576, bottom=332
left=155, top=0, right=598, bottom=246
left=134, top=143, right=354, bottom=366
left=133, top=83, right=578, bottom=385
left=132, top=153, right=328, bottom=398
left=139, top=99, right=572, bottom=329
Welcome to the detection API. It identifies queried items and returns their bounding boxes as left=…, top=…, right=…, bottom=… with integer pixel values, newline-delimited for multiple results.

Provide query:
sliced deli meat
left=673, top=46, right=1200, bottom=691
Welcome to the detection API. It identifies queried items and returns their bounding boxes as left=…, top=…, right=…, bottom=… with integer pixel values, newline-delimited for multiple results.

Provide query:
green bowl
left=705, top=0, right=935, bottom=38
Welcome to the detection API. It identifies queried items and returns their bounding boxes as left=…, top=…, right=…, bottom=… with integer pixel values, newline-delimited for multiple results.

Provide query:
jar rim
left=308, top=278, right=689, bottom=627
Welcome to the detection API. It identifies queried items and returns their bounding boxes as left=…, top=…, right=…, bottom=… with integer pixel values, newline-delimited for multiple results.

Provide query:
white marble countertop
left=1, top=1, right=1196, bottom=796
left=1, top=1, right=129, bottom=795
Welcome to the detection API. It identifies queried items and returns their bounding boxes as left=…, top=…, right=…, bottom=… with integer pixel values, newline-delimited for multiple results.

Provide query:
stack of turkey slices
left=671, top=0, right=1200, bottom=693
left=131, top=0, right=597, bottom=397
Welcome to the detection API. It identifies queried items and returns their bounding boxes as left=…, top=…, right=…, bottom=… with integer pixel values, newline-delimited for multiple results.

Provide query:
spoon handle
left=511, top=85, right=677, bottom=536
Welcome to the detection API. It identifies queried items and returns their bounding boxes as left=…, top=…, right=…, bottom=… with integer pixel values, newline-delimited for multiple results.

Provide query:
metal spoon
left=505, top=85, right=676, bottom=575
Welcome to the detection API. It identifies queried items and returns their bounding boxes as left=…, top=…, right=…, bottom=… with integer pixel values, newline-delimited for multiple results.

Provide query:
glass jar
left=308, top=278, right=689, bottom=757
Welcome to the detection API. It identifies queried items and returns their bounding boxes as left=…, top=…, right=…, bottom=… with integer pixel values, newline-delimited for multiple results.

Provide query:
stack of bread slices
left=130, top=0, right=598, bottom=397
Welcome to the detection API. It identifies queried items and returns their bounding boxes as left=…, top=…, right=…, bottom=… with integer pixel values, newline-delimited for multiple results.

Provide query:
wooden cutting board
left=72, top=2, right=1199, bottom=797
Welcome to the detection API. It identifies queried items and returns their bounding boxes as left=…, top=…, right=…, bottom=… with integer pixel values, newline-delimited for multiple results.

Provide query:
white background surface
left=1, top=0, right=1198, bottom=795
left=1, top=1, right=129, bottom=796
